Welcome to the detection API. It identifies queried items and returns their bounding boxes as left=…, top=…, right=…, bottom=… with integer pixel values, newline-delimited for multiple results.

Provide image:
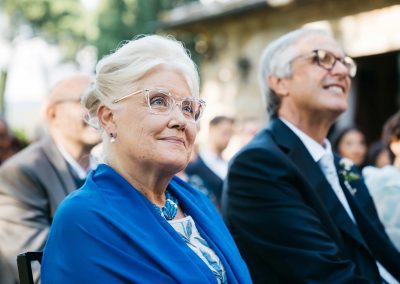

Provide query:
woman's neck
left=108, top=157, right=173, bottom=207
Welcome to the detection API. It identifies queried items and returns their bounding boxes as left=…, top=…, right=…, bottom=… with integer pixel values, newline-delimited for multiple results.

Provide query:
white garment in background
left=200, top=149, right=228, bottom=180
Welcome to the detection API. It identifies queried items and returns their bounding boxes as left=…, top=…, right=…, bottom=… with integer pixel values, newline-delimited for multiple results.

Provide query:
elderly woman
left=40, top=35, right=251, bottom=284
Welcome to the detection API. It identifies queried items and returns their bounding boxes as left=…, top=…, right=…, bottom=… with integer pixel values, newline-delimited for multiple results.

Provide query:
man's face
left=279, top=34, right=351, bottom=119
left=50, top=79, right=100, bottom=149
left=210, top=120, right=234, bottom=153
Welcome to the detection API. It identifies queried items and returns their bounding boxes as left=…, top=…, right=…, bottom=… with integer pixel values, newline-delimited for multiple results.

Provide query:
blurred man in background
left=0, top=74, right=101, bottom=283
left=186, top=116, right=234, bottom=209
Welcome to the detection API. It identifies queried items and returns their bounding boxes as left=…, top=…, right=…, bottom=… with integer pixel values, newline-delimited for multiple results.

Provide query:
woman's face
left=338, top=130, right=367, bottom=166
left=111, top=67, right=197, bottom=174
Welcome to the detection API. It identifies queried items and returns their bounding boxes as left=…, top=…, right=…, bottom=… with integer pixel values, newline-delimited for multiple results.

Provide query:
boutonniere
left=339, top=158, right=360, bottom=196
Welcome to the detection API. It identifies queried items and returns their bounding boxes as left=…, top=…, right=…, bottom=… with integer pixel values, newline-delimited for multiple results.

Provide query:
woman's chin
left=159, top=159, right=188, bottom=175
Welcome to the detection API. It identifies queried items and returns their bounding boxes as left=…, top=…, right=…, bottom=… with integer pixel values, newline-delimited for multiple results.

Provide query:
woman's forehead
left=134, top=68, right=191, bottom=96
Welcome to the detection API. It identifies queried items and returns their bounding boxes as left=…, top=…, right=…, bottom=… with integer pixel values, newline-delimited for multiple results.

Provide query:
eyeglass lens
left=146, top=90, right=203, bottom=122
left=315, top=50, right=356, bottom=77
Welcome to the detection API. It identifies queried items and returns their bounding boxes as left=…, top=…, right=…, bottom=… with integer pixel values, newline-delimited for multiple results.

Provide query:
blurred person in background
left=363, top=110, right=400, bottom=251
left=185, top=116, right=235, bottom=209
left=0, top=117, right=24, bottom=165
left=41, top=35, right=251, bottom=284
left=365, top=140, right=391, bottom=168
left=0, top=74, right=100, bottom=283
left=333, top=126, right=367, bottom=169
left=224, top=116, right=262, bottom=160
left=238, top=116, right=262, bottom=147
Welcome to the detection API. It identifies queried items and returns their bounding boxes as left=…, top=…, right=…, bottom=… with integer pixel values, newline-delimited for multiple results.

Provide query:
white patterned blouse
left=169, top=216, right=228, bottom=284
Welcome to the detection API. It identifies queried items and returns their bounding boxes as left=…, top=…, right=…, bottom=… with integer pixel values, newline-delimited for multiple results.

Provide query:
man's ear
left=268, top=75, right=289, bottom=97
left=98, top=105, right=116, bottom=133
left=45, top=103, right=57, bottom=122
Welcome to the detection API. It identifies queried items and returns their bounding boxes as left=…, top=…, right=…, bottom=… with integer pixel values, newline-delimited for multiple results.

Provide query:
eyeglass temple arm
left=112, top=90, right=144, bottom=104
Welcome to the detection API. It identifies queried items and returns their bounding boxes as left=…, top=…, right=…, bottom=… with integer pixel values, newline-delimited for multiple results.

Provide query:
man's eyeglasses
left=293, top=49, right=357, bottom=78
left=112, top=89, right=206, bottom=123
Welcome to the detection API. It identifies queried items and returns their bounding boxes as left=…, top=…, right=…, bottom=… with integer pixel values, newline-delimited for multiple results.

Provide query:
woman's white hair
left=259, top=28, right=332, bottom=117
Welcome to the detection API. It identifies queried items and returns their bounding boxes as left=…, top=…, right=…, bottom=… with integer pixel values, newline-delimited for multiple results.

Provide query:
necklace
left=154, top=190, right=178, bottom=220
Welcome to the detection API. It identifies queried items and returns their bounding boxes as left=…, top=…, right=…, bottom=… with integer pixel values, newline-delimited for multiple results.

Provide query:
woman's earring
left=110, top=133, right=116, bottom=143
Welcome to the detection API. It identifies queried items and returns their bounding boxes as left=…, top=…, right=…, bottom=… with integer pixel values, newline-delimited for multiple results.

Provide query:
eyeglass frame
left=112, top=88, right=206, bottom=123
left=291, top=49, right=357, bottom=78
left=51, top=98, right=82, bottom=105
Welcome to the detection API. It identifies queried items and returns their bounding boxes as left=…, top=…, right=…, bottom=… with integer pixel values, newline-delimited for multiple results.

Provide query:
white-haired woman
left=41, top=35, right=251, bottom=284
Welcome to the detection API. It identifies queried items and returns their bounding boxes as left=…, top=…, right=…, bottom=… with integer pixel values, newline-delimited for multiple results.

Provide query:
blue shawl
left=41, top=164, right=252, bottom=283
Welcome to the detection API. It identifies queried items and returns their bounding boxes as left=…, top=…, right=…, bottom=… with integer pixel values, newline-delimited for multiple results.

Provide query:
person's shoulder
left=230, top=128, right=280, bottom=163
left=53, top=185, right=99, bottom=224
left=363, top=165, right=400, bottom=189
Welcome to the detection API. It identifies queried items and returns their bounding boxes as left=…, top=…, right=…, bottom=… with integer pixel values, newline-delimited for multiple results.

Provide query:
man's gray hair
left=259, top=28, right=331, bottom=117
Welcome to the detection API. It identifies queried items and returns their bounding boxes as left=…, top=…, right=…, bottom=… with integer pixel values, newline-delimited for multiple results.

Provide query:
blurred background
left=0, top=0, right=400, bottom=146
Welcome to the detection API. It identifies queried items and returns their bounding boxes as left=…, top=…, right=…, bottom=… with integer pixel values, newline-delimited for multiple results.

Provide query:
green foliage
left=11, top=127, right=30, bottom=147
left=1, top=0, right=200, bottom=61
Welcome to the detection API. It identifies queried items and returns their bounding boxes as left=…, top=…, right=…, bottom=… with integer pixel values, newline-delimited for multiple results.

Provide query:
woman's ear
left=268, top=75, right=289, bottom=97
left=98, top=105, right=116, bottom=134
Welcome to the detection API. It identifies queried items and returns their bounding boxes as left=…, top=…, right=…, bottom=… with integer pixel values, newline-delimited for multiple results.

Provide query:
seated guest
left=364, top=111, right=400, bottom=251
left=41, top=35, right=251, bottom=284
left=223, top=28, right=400, bottom=283
left=0, top=74, right=100, bottom=283
left=185, top=116, right=234, bottom=209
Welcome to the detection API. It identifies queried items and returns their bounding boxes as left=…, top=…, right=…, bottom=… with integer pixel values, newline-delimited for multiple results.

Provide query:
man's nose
left=331, top=60, right=350, bottom=77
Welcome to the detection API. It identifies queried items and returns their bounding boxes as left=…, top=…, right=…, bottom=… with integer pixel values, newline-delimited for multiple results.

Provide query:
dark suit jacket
left=222, top=118, right=400, bottom=284
left=0, top=136, right=78, bottom=283
left=185, top=155, right=224, bottom=206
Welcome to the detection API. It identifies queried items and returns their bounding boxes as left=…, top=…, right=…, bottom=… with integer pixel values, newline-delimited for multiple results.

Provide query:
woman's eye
left=182, top=102, right=194, bottom=114
left=150, top=96, right=168, bottom=107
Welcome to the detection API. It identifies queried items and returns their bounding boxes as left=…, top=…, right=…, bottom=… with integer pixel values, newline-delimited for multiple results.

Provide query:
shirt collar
left=57, top=143, right=96, bottom=179
left=280, top=118, right=332, bottom=162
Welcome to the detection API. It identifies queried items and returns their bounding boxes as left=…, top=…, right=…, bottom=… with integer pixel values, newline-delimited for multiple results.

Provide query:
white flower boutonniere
left=339, top=158, right=360, bottom=196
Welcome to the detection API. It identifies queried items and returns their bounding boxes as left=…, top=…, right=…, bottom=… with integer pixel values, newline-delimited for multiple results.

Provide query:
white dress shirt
left=281, top=118, right=355, bottom=221
left=57, top=144, right=97, bottom=179
left=199, top=148, right=228, bottom=180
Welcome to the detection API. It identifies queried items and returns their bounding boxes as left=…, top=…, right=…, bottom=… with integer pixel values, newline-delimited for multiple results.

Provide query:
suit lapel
left=41, top=137, right=76, bottom=196
left=269, top=119, right=371, bottom=253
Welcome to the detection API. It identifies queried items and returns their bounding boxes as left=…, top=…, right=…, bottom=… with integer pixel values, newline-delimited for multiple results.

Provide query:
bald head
left=47, top=74, right=92, bottom=106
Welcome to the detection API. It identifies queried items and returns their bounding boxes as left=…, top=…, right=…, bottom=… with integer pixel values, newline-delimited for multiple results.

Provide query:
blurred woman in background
left=333, top=126, right=367, bottom=169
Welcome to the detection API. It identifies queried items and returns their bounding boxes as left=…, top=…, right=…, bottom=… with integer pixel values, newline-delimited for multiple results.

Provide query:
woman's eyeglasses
left=112, top=89, right=206, bottom=123
left=292, top=49, right=357, bottom=78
